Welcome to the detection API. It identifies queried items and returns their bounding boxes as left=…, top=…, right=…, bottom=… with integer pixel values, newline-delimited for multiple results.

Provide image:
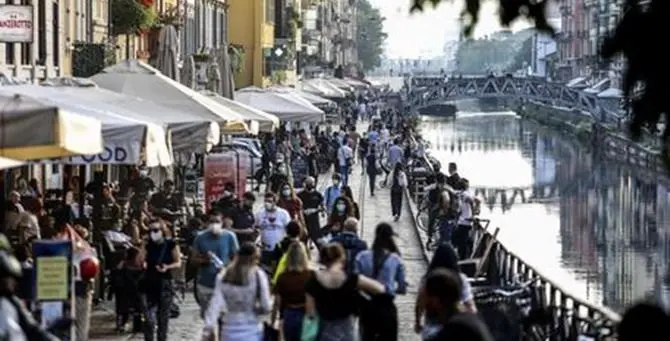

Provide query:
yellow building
left=228, top=0, right=274, bottom=88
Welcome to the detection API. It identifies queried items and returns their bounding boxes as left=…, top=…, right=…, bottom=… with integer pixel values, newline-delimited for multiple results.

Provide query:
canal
left=420, top=112, right=670, bottom=312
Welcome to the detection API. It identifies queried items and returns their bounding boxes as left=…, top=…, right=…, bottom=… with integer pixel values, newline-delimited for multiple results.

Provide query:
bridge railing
left=404, top=137, right=621, bottom=341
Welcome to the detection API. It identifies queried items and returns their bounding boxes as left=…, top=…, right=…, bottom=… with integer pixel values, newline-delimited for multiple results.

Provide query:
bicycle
left=474, top=278, right=549, bottom=341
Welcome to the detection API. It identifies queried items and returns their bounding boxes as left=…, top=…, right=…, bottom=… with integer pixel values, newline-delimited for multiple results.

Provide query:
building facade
left=227, top=0, right=274, bottom=88
left=556, top=0, right=625, bottom=83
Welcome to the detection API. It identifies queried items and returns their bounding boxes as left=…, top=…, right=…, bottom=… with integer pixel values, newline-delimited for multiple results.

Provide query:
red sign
left=204, top=151, right=249, bottom=211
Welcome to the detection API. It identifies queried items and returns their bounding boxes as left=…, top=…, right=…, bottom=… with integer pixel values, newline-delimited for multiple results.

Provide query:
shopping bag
left=301, top=315, right=320, bottom=341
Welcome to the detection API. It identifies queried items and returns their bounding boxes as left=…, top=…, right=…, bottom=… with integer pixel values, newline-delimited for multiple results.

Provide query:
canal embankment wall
left=520, top=103, right=666, bottom=175
left=403, top=125, right=622, bottom=336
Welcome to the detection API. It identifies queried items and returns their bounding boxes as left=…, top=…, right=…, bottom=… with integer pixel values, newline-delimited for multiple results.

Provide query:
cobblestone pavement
left=347, top=157, right=426, bottom=341
left=89, top=128, right=428, bottom=341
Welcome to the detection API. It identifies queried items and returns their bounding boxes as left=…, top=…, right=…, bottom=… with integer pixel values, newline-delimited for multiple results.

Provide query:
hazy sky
left=369, top=0, right=534, bottom=59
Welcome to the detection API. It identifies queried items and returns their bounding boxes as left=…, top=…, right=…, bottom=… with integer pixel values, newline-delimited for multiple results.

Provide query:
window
left=52, top=1, right=59, bottom=66
left=38, top=0, right=46, bottom=65
left=5, top=0, right=14, bottom=65
left=265, top=0, right=274, bottom=24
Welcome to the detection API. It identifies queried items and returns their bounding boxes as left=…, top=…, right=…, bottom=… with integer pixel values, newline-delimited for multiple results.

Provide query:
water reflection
left=421, top=113, right=670, bottom=312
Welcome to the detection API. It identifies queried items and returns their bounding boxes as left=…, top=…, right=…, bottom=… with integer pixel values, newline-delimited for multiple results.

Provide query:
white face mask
left=336, top=204, right=346, bottom=212
left=333, top=180, right=340, bottom=186
left=139, top=170, right=148, bottom=177
left=223, top=190, right=232, bottom=197
left=265, top=202, right=275, bottom=210
left=209, top=223, right=223, bottom=235
left=150, top=230, right=163, bottom=242
left=281, top=189, right=291, bottom=197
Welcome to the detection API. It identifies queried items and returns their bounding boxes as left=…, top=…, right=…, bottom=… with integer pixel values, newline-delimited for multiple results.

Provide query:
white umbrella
left=156, top=25, right=180, bottom=81
left=325, top=78, right=355, bottom=92
left=91, top=59, right=250, bottom=132
left=301, top=79, right=347, bottom=98
left=41, top=80, right=220, bottom=154
left=201, top=90, right=279, bottom=132
left=0, top=85, right=171, bottom=167
left=0, top=157, right=22, bottom=170
left=235, top=87, right=325, bottom=122
left=0, top=92, right=103, bottom=160
left=267, top=86, right=335, bottom=107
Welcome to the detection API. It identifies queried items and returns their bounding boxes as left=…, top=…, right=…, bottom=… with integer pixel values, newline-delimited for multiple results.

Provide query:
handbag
left=300, top=315, right=320, bottom=341
left=256, top=270, right=279, bottom=341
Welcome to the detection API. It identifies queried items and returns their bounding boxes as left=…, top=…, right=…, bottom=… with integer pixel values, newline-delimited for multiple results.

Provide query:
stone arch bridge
left=408, top=75, right=623, bottom=124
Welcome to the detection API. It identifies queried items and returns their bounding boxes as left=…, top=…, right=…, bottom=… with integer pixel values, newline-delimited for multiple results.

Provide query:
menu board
left=204, top=151, right=249, bottom=210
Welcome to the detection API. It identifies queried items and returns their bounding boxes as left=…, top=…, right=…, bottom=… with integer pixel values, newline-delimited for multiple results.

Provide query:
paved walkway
left=347, top=160, right=425, bottom=341
left=90, top=133, right=427, bottom=340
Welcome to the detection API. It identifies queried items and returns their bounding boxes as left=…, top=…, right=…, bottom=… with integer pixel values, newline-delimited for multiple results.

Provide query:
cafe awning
left=234, top=87, right=325, bottom=122
left=90, top=59, right=250, bottom=133
left=0, top=92, right=103, bottom=161
left=201, top=90, right=279, bottom=132
left=0, top=85, right=171, bottom=166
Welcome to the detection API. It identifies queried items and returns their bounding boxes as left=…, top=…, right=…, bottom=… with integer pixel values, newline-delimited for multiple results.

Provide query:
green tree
left=356, top=0, right=387, bottom=71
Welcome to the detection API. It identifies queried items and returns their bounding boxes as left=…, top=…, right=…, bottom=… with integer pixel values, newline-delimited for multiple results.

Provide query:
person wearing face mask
left=149, top=180, right=184, bottom=220
left=323, top=173, right=343, bottom=213
left=277, top=182, right=306, bottom=235
left=232, top=192, right=258, bottom=244
left=141, top=220, right=182, bottom=341
left=191, top=211, right=240, bottom=316
left=255, top=192, right=291, bottom=269
left=324, top=197, right=355, bottom=241
left=298, top=177, right=325, bottom=248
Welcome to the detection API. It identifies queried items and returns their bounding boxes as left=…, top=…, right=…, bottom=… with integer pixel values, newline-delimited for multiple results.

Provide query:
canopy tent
left=201, top=90, right=279, bottom=132
left=90, top=59, right=251, bottom=133
left=597, top=88, right=623, bottom=98
left=0, top=157, right=23, bottom=170
left=0, top=85, right=171, bottom=167
left=342, top=77, right=369, bottom=89
left=300, top=79, right=347, bottom=99
left=267, top=86, right=336, bottom=107
left=42, top=78, right=219, bottom=154
left=235, top=87, right=325, bottom=122
left=0, top=92, right=103, bottom=160
left=325, top=78, right=355, bottom=92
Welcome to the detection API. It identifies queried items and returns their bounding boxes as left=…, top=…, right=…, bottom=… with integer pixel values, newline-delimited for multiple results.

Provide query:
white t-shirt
left=381, top=128, right=390, bottom=143
left=255, top=207, right=291, bottom=251
left=458, top=190, right=475, bottom=226
left=358, top=103, right=367, bottom=114
left=337, top=145, right=353, bottom=167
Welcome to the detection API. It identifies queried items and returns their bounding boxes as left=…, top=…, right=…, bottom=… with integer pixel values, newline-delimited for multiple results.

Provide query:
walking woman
left=203, top=242, right=271, bottom=341
left=390, top=162, right=408, bottom=221
left=277, top=181, right=306, bottom=229
left=340, top=186, right=360, bottom=219
left=325, top=197, right=356, bottom=237
left=414, top=242, right=477, bottom=340
left=272, top=241, right=313, bottom=341
left=365, top=144, right=379, bottom=196
left=305, top=243, right=385, bottom=341
left=355, top=223, right=407, bottom=341
left=142, top=219, right=182, bottom=341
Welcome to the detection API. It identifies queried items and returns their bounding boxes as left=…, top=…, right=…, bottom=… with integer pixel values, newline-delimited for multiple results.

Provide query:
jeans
left=427, top=208, right=439, bottom=241
left=438, top=218, right=457, bottom=244
left=452, top=225, right=473, bottom=260
left=196, top=284, right=215, bottom=318
left=339, top=164, right=350, bottom=185
left=368, top=173, right=377, bottom=195
left=390, top=190, right=403, bottom=216
left=282, top=308, right=305, bottom=341
left=143, top=279, right=173, bottom=341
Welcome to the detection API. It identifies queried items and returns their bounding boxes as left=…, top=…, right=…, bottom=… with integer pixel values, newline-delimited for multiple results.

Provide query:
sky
left=368, top=0, right=535, bottom=59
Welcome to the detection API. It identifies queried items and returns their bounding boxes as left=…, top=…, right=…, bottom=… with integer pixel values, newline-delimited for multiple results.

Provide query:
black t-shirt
left=434, top=313, right=494, bottom=341
left=305, top=273, right=359, bottom=320
left=298, top=190, right=323, bottom=210
left=234, top=207, right=255, bottom=230
left=447, top=173, right=463, bottom=190
left=359, top=139, right=369, bottom=155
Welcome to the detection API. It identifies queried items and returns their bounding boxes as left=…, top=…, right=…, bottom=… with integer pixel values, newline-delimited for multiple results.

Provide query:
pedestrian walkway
left=347, top=156, right=425, bottom=341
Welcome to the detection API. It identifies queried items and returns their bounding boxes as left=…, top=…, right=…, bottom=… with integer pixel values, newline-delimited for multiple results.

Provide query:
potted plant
left=111, top=0, right=155, bottom=36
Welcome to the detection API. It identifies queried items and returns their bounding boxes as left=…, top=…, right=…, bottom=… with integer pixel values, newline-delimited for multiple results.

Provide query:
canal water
left=420, top=112, right=670, bottom=312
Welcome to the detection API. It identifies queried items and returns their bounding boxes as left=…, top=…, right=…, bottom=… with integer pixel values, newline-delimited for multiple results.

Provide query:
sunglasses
left=150, top=228, right=161, bottom=233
